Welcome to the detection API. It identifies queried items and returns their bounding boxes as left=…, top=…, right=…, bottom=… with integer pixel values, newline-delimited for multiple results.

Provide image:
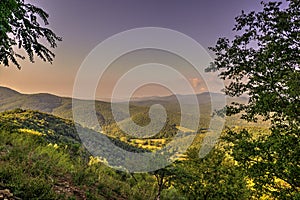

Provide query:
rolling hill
left=0, top=109, right=157, bottom=199
left=0, top=88, right=271, bottom=199
left=0, top=86, right=253, bottom=140
left=0, top=108, right=147, bottom=155
left=0, top=86, right=143, bottom=133
left=0, top=86, right=247, bottom=116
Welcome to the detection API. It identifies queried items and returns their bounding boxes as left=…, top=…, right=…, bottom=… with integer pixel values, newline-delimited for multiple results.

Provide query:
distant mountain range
left=131, top=92, right=247, bottom=108
left=0, top=86, right=249, bottom=138
left=0, top=86, right=248, bottom=111
left=0, top=86, right=109, bottom=122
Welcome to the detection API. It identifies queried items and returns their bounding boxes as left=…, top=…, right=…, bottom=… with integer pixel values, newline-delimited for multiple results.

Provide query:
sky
left=0, top=0, right=263, bottom=100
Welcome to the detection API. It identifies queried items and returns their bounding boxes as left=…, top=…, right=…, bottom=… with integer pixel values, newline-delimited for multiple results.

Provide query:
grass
left=0, top=108, right=278, bottom=199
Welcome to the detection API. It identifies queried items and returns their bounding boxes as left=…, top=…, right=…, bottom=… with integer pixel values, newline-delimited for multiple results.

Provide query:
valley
left=0, top=86, right=280, bottom=199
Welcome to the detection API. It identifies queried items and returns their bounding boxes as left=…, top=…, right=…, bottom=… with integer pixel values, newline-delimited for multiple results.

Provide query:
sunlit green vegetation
left=0, top=109, right=256, bottom=199
left=0, top=90, right=288, bottom=199
left=1, top=0, right=298, bottom=199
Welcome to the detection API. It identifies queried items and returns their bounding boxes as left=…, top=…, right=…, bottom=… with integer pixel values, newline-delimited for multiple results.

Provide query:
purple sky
left=0, top=0, right=263, bottom=98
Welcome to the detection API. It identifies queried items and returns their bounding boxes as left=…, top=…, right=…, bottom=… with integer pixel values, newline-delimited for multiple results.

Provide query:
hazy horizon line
left=0, top=85, right=224, bottom=102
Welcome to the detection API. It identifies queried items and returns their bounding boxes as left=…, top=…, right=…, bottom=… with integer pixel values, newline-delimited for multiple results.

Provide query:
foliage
left=171, top=148, right=250, bottom=200
left=151, top=168, right=175, bottom=200
left=0, top=86, right=217, bottom=140
left=207, top=0, right=300, bottom=198
left=0, top=0, right=61, bottom=68
left=0, top=109, right=148, bottom=161
left=0, top=109, right=256, bottom=199
left=0, top=109, right=81, bottom=147
left=0, top=112, right=156, bottom=199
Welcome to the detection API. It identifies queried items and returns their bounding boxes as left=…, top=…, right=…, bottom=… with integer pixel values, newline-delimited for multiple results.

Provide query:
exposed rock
left=0, top=189, right=21, bottom=200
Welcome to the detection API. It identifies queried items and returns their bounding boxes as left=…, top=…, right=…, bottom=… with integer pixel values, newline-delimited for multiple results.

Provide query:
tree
left=0, top=0, right=61, bottom=69
left=206, top=0, right=299, bottom=198
left=152, top=168, right=174, bottom=200
left=172, top=148, right=250, bottom=200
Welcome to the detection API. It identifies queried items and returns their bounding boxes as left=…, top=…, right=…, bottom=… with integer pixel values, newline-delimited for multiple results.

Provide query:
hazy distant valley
left=0, top=86, right=271, bottom=199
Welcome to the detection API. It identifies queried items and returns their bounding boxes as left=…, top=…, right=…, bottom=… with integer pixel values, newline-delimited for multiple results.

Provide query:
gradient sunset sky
left=0, top=0, right=263, bottom=99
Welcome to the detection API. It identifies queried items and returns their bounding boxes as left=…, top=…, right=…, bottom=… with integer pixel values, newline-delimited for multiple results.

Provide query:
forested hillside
left=0, top=109, right=251, bottom=199
left=0, top=87, right=256, bottom=139
left=0, top=110, right=150, bottom=199
left=0, top=92, right=292, bottom=199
